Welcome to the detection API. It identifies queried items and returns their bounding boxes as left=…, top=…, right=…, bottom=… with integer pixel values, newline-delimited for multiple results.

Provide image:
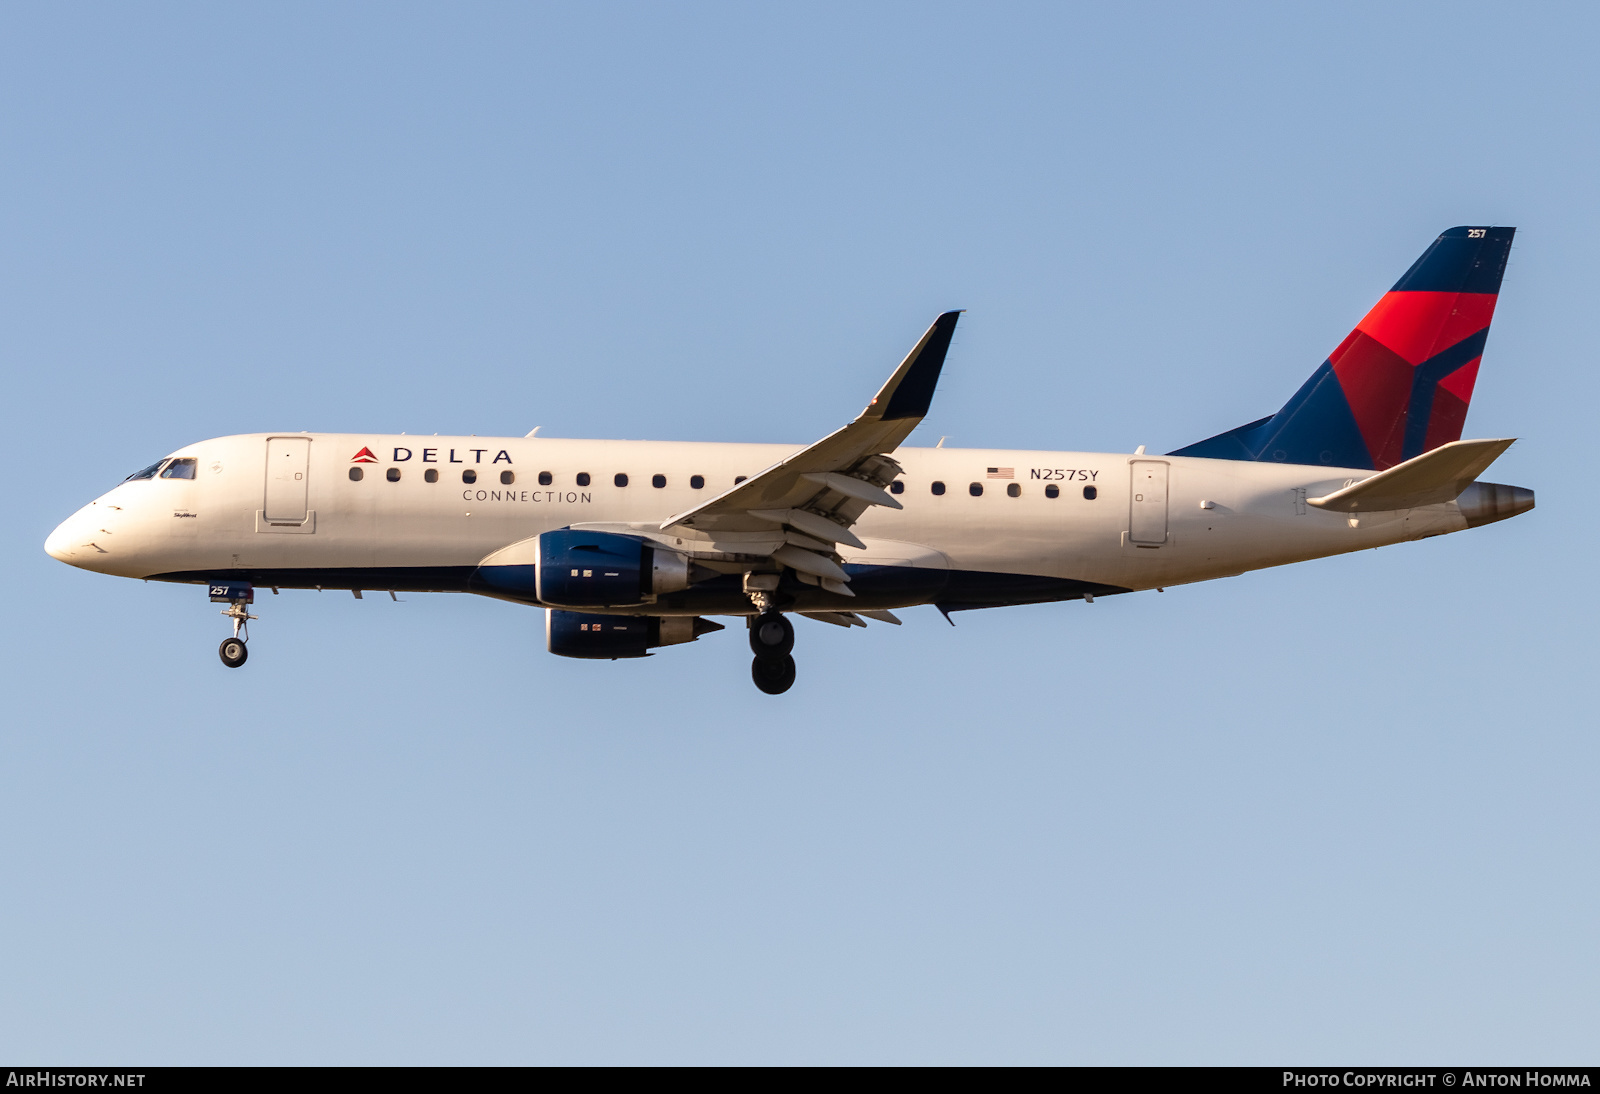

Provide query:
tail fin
left=1171, top=226, right=1515, bottom=470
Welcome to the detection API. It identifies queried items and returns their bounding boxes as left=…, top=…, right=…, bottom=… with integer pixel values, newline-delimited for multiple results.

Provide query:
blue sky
left=2, top=2, right=1594, bottom=1063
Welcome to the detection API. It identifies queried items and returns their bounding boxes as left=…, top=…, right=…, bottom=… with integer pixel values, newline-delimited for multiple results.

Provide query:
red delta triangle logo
left=350, top=446, right=378, bottom=463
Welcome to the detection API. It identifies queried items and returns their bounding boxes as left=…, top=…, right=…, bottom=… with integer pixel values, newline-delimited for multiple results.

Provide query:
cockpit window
left=125, top=460, right=166, bottom=481
left=160, top=458, right=197, bottom=479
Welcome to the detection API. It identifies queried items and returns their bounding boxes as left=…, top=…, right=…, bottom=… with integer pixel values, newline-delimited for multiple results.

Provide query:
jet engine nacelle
left=474, top=529, right=697, bottom=607
left=535, top=528, right=693, bottom=607
left=546, top=610, right=725, bottom=659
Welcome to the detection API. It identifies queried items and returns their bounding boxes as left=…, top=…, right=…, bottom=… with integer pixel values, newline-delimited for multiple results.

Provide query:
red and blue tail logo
left=1172, top=226, right=1515, bottom=470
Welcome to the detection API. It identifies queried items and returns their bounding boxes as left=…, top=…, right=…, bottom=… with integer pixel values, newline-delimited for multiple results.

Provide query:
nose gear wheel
left=217, top=596, right=257, bottom=668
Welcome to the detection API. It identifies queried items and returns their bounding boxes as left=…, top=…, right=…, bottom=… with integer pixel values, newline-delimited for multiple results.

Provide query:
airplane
left=45, top=226, right=1533, bottom=694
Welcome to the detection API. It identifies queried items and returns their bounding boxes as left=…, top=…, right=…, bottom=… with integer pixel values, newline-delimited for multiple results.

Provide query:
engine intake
left=546, top=610, right=725, bottom=659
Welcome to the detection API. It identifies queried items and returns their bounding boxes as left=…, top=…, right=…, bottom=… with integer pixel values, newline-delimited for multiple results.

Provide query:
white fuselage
left=45, top=432, right=1482, bottom=612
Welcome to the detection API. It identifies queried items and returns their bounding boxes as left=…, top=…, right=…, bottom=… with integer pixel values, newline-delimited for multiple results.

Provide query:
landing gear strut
left=748, top=610, right=796, bottom=695
left=210, top=580, right=257, bottom=669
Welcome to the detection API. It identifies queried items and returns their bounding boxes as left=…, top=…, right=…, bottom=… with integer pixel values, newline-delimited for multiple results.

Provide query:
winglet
left=859, top=311, right=962, bottom=422
left=657, top=311, right=962, bottom=536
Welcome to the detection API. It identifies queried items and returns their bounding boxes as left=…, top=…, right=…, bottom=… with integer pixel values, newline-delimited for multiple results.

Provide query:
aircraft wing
left=655, top=310, right=961, bottom=595
left=1307, top=437, right=1516, bottom=512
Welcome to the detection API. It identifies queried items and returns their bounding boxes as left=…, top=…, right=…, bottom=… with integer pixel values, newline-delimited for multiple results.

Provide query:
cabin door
left=1129, top=460, right=1169, bottom=545
left=263, top=437, right=311, bottom=524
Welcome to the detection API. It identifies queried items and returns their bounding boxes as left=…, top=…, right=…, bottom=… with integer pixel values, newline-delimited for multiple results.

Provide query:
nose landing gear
left=209, top=580, right=257, bottom=669
left=748, top=610, right=796, bottom=695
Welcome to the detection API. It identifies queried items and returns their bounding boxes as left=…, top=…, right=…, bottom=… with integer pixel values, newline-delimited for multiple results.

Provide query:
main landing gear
left=748, top=611, right=796, bottom=695
left=742, top=573, right=797, bottom=695
left=209, top=580, right=257, bottom=669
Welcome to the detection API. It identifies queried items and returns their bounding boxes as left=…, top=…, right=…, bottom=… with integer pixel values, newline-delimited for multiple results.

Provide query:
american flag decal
left=986, top=467, right=1014, bottom=479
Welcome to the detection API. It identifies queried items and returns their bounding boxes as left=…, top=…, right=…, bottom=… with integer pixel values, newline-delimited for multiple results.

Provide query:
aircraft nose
left=45, top=516, right=80, bottom=563
left=44, top=510, right=101, bottom=566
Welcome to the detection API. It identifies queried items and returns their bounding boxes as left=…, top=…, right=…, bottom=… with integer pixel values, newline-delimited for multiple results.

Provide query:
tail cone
left=1456, top=481, right=1534, bottom=528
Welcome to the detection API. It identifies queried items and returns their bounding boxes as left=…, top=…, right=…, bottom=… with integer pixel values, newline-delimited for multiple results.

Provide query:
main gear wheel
left=751, top=653, right=796, bottom=695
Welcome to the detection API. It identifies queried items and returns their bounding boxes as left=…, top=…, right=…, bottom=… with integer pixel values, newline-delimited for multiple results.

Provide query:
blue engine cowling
left=533, top=529, right=694, bottom=607
left=536, top=529, right=647, bottom=606
left=547, top=610, right=724, bottom=659
left=473, top=529, right=697, bottom=606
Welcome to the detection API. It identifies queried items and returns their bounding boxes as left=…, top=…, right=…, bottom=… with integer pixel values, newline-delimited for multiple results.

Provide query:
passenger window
left=1006, top=483, right=1020, bottom=498
left=890, top=480, right=904, bottom=495
left=349, top=467, right=364, bottom=482
left=424, top=469, right=439, bottom=483
left=969, top=483, right=983, bottom=496
left=1083, top=485, right=1097, bottom=500
left=931, top=481, right=945, bottom=496
left=576, top=472, right=590, bottom=486
left=501, top=470, right=515, bottom=485
left=387, top=468, right=401, bottom=482
left=652, top=474, right=666, bottom=488
left=690, top=474, right=705, bottom=489
left=463, top=469, right=477, bottom=484
left=538, top=471, right=553, bottom=486
left=125, top=461, right=165, bottom=481
left=160, top=458, right=197, bottom=479
left=614, top=473, right=628, bottom=487
left=1044, top=483, right=1059, bottom=499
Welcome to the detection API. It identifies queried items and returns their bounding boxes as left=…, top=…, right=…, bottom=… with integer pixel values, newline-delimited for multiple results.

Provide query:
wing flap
left=771, top=544, right=849, bottom=582
left=748, top=508, right=868, bottom=549
left=800, top=471, right=903, bottom=509
left=800, top=611, right=869, bottom=628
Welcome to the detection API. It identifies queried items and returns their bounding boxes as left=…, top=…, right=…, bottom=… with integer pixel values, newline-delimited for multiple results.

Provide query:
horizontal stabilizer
left=1307, top=437, right=1515, bottom=512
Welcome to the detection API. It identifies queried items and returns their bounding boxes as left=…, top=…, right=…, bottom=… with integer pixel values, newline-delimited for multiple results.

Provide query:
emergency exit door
left=1129, top=460, right=1169, bottom=545
left=263, top=437, right=311, bottom=524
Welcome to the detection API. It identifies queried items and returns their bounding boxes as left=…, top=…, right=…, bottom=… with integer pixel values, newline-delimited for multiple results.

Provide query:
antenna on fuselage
left=526, top=426, right=541, bottom=437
